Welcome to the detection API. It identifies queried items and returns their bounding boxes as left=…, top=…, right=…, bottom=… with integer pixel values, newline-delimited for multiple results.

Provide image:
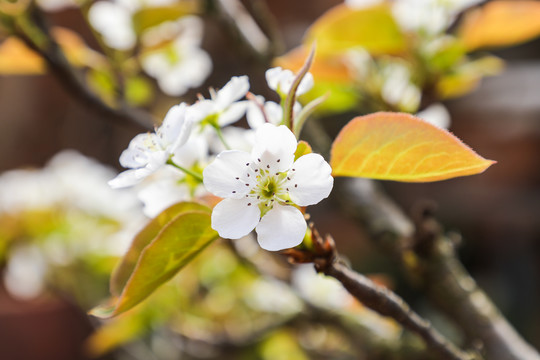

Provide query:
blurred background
left=0, top=0, right=539, bottom=359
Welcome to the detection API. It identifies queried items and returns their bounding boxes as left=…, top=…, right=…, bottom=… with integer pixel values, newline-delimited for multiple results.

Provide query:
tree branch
left=336, top=177, right=540, bottom=360
left=12, top=5, right=153, bottom=130
left=321, top=258, right=476, bottom=360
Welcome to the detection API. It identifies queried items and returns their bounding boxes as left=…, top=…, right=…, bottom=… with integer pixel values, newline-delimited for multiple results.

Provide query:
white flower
left=88, top=1, right=136, bottom=50
left=141, top=17, right=212, bottom=96
left=416, top=103, right=451, bottom=129
left=203, top=124, right=333, bottom=251
left=188, top=76, right=250, bottom=127
left=344, top=0, right=383, bottom=10
left=246, top=96, right=302, bottom=129
left=109, top=103, right=192, bottom=188
left=265, top=67, right=314, bottom=96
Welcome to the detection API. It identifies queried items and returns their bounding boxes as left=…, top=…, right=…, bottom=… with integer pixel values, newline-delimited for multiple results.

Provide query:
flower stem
left=214, top=125, right=231, bottom=150
left=167, top=159, right=204, bottom=182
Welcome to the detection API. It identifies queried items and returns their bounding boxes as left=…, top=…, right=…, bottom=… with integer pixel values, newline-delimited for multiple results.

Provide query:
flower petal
left=215, top=76, right=250, bottom=111
left=108, top=168, right=152, bottom=189
left=212, top=197, right=260, bottom=239
left=252, top=124, right=297, bottom=172
left=218, top=100, right=249, bottom=126
left=286, top=153, right=333, bottom=206
left=203, top=150, right=254, bottom=198
left=255, top=204, right=306, bottom=251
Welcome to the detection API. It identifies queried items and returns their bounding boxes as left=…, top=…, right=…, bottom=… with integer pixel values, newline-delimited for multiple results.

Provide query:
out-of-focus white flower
left=88, top=1, right=136, bottom=50
left=266, top=67, right=314, bottom=97
left=203, top=124, right=333, bottom=251
left=188, top=76, right=250, bottom=127
left=416, top=103, right=451, bottom=129
left=344, top=0, right=383, bottom=9
left=380, top=62, right=421, bottom=112
left=292, top=264, right=354, bottom=309
left=141, top=17, right=212, bottom=96
left=109, top=103, right=192, bottom=188
left=246, top=278, right=303, bottom=314
left=4, top=245, right=47, bottom=300
left=0, top=150, right=140, bottom=220
left=392, top=0, right=482, bottom=36
left=36, top=0, right=79, bottom=11
left=345, top=48, right=373, bottom=81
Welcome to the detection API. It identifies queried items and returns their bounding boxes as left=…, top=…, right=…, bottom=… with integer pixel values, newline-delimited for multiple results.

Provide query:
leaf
left=0, top=37, right=46, bottom=75
left=294, top=141, right=312, bottom=161
left=436, top=55, right=504, bottom=99
left=330, top=112, right=495, bottom=182
left=304, top=4, right=406, bottom=56
left=110, top=201, right=211, bottom=297
left=125, top=76, right=154, bottom=106
left=131, top=2, right=200, bottom=34
left=105, top=211, right=218, bottom=316
left=458, top=1, right=540, bottom=51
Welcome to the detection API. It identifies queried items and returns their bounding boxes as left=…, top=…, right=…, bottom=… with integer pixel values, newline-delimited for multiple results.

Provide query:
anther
left=247, top=203, right=251, bottom=206
left=235, top=177, right=239, bottom=180
left=232, top=191, right=236, bottom=193
left=258, top=158, right=261, bottom=162
left=287, top=177, right=291, bottom=180
left=246, top=163, right=249, bottom=166
left=277, top=159, right=280, bottom=162
left=245, top=184, right=249, bottom=186
left=294, top=184, right=298, bottom=188
left=266, top=165, right=270, bottom=169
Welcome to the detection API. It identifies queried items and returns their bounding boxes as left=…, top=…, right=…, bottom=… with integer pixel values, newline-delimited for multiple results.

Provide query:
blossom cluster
left=109, top=67, right=333, bottom=251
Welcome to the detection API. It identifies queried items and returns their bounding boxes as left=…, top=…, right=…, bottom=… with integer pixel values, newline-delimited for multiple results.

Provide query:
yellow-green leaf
left=458, top=1, right=540, bottom=51
left=102, top=211, right=217, bottom=317
left=294, top=141, right=312, bottom=161
left=330, top=112, right=495, bottom=182
left=110, top=202, right=211, bottom=297
left=304, top=4, right=406, bottom=56
left=132, top=2, right=200, bottom=35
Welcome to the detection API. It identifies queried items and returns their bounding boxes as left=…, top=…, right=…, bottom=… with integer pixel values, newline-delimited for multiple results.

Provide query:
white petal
left=416, top=103, right=450, bottom=129
left=264, top=101, right=284, bottom=125
left=252, top=124, right=297, bottom=172
left=296, top=72, right=314, bottom=95
left=246, top=96, right=266, bottom=129
left=171, top=135, right=208, bottom=168
left=203, top=150, right=254, bottom=198
left=215, top=76, right=250, bottom=110
left=158, top=103, right=190, bottom=147
left=287, top=153, right=333, bottom=206
left=187, top=100, right=214, bottom=124
left=212, top=198, right=260, bottom=239
left=255, top=204, right=306, bottom=251
left=265, top=67, right=283, bottom=91
left=218, top=100, right=249, bottom=126
left=108, top=168, right=152, bottom=188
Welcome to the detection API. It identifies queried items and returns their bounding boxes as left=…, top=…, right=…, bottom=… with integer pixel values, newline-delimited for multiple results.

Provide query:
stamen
left=245, top=184, right=249, bottom=186
left=258, top=158, right=261, bottom=162
left=277, top=159, right=280, bottom=162
left=247, top=203, right=251, bottom=206
left=235, top=177, right=239, bottom=180
left=232, top=191, right=236, bottom=193
left=294, top=184, right=298, bottom=188
left=266, top=165, right=270, bottom=169
left=287, top=177, right=291, bottom=180
left=246, top=163, right=249, bottom=166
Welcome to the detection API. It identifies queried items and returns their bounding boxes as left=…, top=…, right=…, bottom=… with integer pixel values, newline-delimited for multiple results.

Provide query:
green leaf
left=125, top=76, right=153, bottom=106
left=304, top=4, right=406, bottom=56
left=294, top=141, right=312, bottom=161
left=106, top=211, right=218, bottom=316
left=131, top=3, right=200, bottom=34
left=86, top=68, right=116, bottom=106
left=110, top=202, right=211, bottom=297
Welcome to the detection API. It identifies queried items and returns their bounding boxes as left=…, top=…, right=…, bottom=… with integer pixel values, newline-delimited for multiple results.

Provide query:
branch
left=336, top=177, right=540, bottom=360
left=284, top=227, right=476, bottom=360
left=12, top=5, right=153, bottom=130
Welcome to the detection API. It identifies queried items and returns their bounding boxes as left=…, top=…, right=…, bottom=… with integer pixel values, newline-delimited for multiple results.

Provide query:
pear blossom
left=203, top=124, right=333, bottom=251
left=88, top=1, right=136, bottom=50
left=109, top=103, right=192, bottom=188
left=416, top=103, right=451, bottom=129
left=265, top=67, right=314, bottom=96
left=140, top=17, right=212, bottom=96
left=188, top=76, right=250, bottom=128
left=246, top=96, right=302, bottom=129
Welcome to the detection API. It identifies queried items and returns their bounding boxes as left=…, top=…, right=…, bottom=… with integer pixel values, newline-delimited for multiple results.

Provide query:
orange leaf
left=330, top=112, right=495, bottom=182
left=304, top=3, right=406, bottom=56
left=274, top=46, right=353, bottom=84
left=0, top=37, right=46, bottom=75
left=458, top=1, right=540, bottom=50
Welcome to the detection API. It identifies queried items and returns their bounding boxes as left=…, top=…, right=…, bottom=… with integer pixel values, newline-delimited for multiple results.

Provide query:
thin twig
left=13, top=5, right=153, bottom=130
left=320, top=257, right=476, bottom=360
